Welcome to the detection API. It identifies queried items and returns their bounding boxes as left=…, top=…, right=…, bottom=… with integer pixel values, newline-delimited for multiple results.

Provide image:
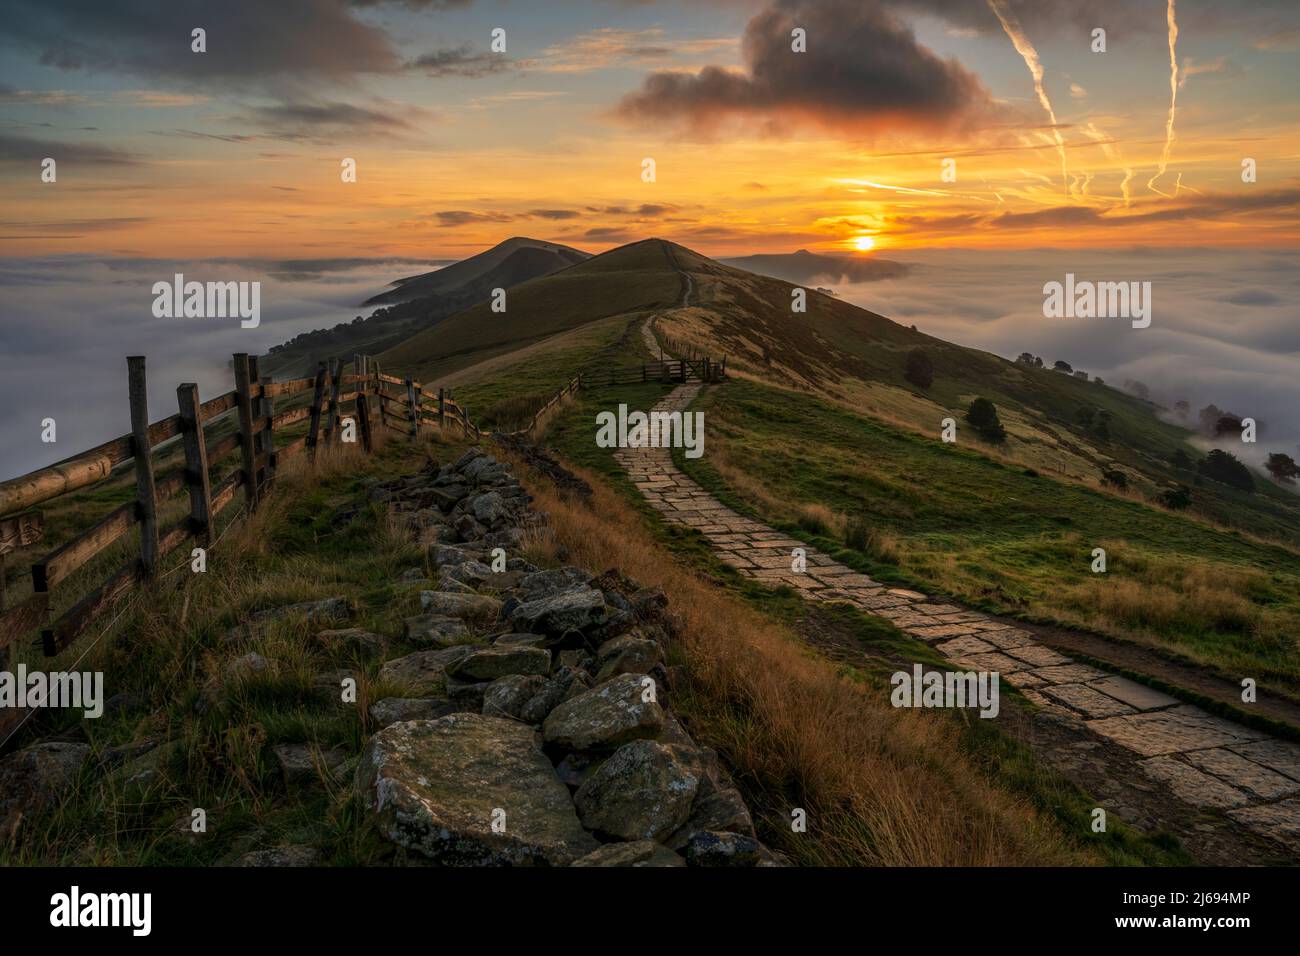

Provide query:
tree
left=1198, top=404, right=1224, bottom=435
left=1094, top=377, right=1105, bottom=386
left=1197, top=449, right=1254, bottom=492
left=1075, top=406, right=1095, bottom=427
left=1170, top=448, right=1193, bottom=470
left=1174, top=400, right=1190, bottom=419
left=965, top=397, right=1006, bottom=442
left=1161, top=484, right=1192, bottom=509
left=1053, top=360, right=1073, bottom=373
left=1124, top=379, right=1151, bottom=400
left=1073, top=370, right=1089, bottom=381
left=1214, top=414, right=1244, bottom=437
left=904, top=348, right=934, bottom=389
left=1016, top=352, right=1043, bottom=368
left=1266, top=453, right=1299, bottom=485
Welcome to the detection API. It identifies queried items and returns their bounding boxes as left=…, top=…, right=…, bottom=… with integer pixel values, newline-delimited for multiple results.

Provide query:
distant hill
left=364, top=237, right=590, bottom=306
left=262, top=237, right=591, bottom=378
left=721, top=249, right=909, bottom=285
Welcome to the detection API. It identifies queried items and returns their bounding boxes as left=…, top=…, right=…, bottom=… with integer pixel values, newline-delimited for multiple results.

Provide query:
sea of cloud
left=0, top=255, right=438, bottom=479
left=835, top=246, right=1300, bottom=474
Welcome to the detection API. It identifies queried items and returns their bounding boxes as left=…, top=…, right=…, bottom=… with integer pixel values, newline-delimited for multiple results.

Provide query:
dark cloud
left=240, top=101, right=415, bottom=142
left=0, top=132, right=139, bottom=165
left=886, top=0, right=1300, bottom=37
left=528, top=209, right=581, bottom=220
left=0, top=0, right=400, bottom=90
left=435, top=210, right=515, bottom=226
left=1223, top=289, right=1282, bottom=306
left=407, top=44, right=507, bottom=78
left=617, top=0, right=999, bottom=136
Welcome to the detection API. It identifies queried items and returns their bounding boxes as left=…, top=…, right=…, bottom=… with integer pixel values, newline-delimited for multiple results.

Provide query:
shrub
left=903, top=348, right=934, bottom=389
left=965, top=397, right=1006, bottom=443
left=1197, top=450, right=1254, bottom=492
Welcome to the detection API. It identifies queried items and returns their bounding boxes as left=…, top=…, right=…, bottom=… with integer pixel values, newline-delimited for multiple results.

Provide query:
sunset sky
left=2, top=0, right=1298, bottom=259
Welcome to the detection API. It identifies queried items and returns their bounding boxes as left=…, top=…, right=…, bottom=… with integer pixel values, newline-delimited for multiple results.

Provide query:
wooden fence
left=0, top=344, right=727, bottom=663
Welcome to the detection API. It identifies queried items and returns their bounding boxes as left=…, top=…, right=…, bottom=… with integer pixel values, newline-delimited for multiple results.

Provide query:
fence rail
left=0, top=344, right=727, bottom=664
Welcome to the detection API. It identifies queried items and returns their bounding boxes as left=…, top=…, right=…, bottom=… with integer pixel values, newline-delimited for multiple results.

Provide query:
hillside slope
left=364, top=237, right=589, bottom=306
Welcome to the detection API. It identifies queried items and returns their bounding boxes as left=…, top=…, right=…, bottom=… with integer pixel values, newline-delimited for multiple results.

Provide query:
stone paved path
left=614, top=318, right=1300, bottom=857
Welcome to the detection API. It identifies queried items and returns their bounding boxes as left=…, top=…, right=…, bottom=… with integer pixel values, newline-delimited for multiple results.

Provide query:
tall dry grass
left=513, top=455, right=1088, bottom=866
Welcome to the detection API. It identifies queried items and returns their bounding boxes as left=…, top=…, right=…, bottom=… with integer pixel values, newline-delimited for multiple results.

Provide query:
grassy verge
left=673, top=378, right=1300, bottom=695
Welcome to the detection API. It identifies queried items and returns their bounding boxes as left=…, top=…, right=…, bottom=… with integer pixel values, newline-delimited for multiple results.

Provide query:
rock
left=445, top=676, right=492, bottom=708
left=470, top=491, right=509, bottom=526
left=446, top=645, right=551, bottom=682
left=542, top=673, right=664, bottom=751
left=396, top=567, right=428, bottom=584
left=272, top=743, right=349, bottom=785
left=369, top=697, right=466, bottom=729
left=356, top=713, right=598, bottom=865
left=574, top=740, right=702, bottom=841
left=482, top=675, right=546, bottom=720
left=684, top=830, right=762, bottom=867
left=403, top=615, right=472, bottom=648
left=429, top=545, right=483, bottom=568
left=519, top=667, right=589, bottom=725
left=517, top=568, right=593, bottom=602
left=667, top=788, right=754, bottom=850
left=379, top=646, right=473, bottom=695
left=485, top=528, right=523, bottom=550
left=594, top=633, right=662, bottom=682
left=631, top=587, right=669, bottom=622
left=494, top=632, right=545, bottom=648
left=427, top=485, right=468, bottom=511
left=233, top=846, right=321, bottom=867
left=315, top=628, right=387, bottom=657
left=222, top=652, right=269, bottom=683
left=250, top=597, right=354, bottom=628
left=0, top=741, right=90, bottom=831
left=98, top=739, right=159, bottom=771
left=509, top=587, right=608, bottom=639
left=453, top=513, right=487, bottom=541
left=441, top=561, right=494, bottom=588
left=420, top=591, right=503, bottom=621
left=571, top=841, right=685, bottom=867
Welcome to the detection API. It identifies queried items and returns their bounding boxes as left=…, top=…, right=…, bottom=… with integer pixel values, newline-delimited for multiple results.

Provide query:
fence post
left=325, top=358, right=343, bottom=447
left=405, top=379, right=418, bottom=437
left=307, top=361, right=327, bottom=465
left=233, top=353, right=259, bottom=509
left=126, top=356, right=161, bottom=577
left=251, top=355, right=275, bottom=492
left=176, top=383, right=214, bottom=545
left=438, top=387, right=446, bottom=429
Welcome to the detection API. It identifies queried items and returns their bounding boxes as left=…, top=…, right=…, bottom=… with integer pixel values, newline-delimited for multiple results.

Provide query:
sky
left=1, top=0, right=1297, bottom=257
left=0, top=0, right=1297, bottom=480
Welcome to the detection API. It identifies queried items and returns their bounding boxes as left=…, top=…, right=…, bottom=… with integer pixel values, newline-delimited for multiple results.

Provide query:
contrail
left=1084, top=122, right=1135, bottom=206
left=987, top=0, right=1067, bottom=190
left=1148, top=0, right=1179, bottom=195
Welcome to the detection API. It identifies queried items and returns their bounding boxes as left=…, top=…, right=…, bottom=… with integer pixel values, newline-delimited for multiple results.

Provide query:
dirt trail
left=617, top=313, right=1300, bottom=863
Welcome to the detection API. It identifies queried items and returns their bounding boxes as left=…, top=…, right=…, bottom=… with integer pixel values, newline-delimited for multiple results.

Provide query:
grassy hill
left=370, top=237, right=1300, bottom=699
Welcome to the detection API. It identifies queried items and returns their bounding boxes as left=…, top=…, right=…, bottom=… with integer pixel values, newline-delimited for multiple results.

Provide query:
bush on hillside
left=965, top=398, right=1006, bottom=443
left=903, top=348, right=934, bottom=389
left=1197, top=449, right=1254, bottom=492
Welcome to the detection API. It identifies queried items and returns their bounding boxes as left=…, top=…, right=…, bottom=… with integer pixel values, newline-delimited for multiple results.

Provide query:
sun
left=853, top=235, right=875, bottom=252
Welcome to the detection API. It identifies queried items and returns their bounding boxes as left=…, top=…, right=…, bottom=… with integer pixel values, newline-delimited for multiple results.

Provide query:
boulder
left=574, top=740, right=702, bottom=841
left=571, top=841, right=685, bottom=867
left=419, top=591, right=503, bottom=620
left=250, top=597, right=354, bottom=628
left=403, top=615, right=472, bottom=648
left=482, top=675, right=545, bottom=720
left=446, top=645, right=551, bottom=682
left=542, top=673, right=664, bottom=751
left=369, top=697, right=465, bottom=729
left=356, top=713, right=598, bottom=865
left=378, top=645, right=473, bottom=695
left=509, top=587, right=608, bottom=638
left=519, top=667, right=589, bottom=725
left=453, top=513, right=487, bottom=541
left=683, top=830, right=762, bottom=867
left=0, top=741, right=90, bottom=831
left=517, top=568, right=593, bottom=602
left=594, top=632, right=662, bottom=682
left=469, top=491, right=509, bottom=527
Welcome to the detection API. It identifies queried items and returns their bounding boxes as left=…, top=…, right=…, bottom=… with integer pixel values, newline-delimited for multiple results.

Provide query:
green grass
left=674, top=377, right=1300, bottom=694
left=2, top=435, right=473, bottom=866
